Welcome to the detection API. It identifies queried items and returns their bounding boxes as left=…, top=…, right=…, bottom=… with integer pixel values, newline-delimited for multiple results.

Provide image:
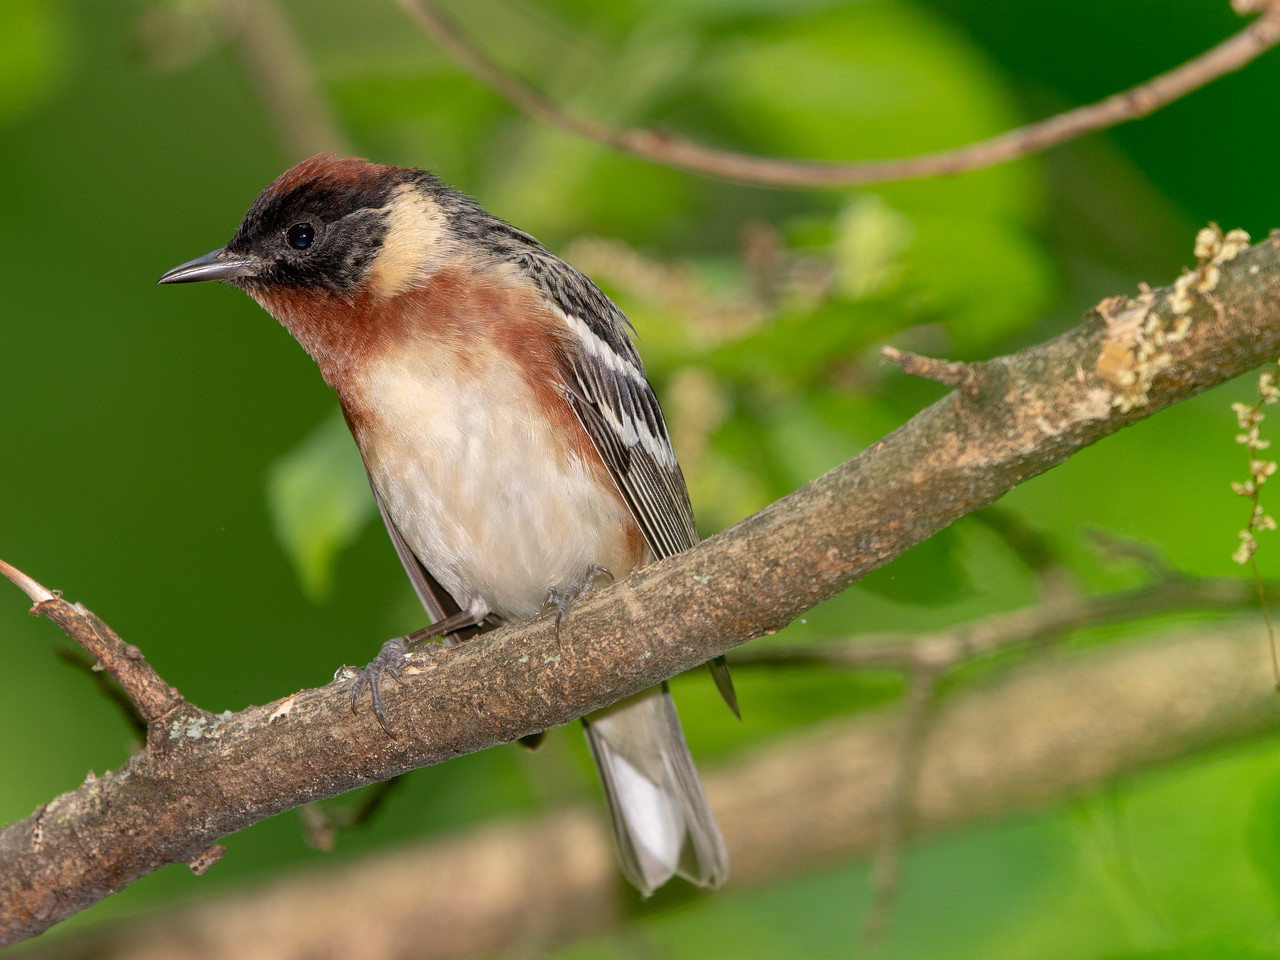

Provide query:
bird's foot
left=350, top=637, right=410, bottom=736
left=350, top=608, right=483, bottom=736
left=543, top=563, right=613, bottom=643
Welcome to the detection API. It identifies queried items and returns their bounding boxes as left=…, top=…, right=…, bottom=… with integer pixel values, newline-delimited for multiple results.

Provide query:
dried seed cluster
left=1231, top=363, right=1280, bottom=564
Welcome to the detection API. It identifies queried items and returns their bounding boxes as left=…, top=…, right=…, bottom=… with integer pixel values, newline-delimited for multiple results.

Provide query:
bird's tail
left=583, top=684, right=728, bottom=896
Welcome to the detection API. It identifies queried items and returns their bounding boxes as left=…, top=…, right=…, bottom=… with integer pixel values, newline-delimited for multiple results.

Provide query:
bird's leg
left=542, top=563, right=613, bottom=645
left=350, top=607, right=484, bottom=736
left=403, top=608, right=485, bottom=649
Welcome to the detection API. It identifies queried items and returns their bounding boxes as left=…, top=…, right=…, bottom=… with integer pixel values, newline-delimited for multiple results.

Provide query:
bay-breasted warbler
left=160, top=154, right=734, bottom=895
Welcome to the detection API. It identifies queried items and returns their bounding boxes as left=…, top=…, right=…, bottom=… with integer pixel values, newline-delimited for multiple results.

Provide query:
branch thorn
left=881, top=346, right=977, bottom=391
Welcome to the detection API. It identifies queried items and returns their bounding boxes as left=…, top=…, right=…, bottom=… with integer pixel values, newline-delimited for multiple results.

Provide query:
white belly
left=356, top=346, right=633, bottom=620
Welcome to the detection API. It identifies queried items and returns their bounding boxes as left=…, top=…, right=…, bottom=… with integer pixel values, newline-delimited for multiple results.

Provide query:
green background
left=3, top=0, right=1280, bottom=956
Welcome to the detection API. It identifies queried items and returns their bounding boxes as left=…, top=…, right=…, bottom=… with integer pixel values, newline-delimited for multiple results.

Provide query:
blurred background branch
left=394, top=0, right=1280, bottom=187
left=215, top=0, right=351, bottom=157
left=731, top=573, right=1280, bottom=672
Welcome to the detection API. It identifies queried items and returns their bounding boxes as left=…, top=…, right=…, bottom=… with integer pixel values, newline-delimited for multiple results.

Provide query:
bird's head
left=159, top=153, right=463, bottom=301
left=158, top=154, right=503, bottom=384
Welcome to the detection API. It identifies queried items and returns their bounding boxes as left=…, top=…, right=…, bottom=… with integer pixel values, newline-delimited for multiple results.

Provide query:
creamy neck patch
left=366, top=184, right=455, bottom=298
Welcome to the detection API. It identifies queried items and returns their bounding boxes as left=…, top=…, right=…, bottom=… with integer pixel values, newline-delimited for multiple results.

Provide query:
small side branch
left=53, top=646, right=148, bottom=738
left=1, top=559, right=182, bottom=724
left=0, top=557, right=54, bottom=603
left=299, top=777, right=407, bottom=851
left=865, top=666, right=938, bottom=947
left=881, top=346, right=978, bottom=393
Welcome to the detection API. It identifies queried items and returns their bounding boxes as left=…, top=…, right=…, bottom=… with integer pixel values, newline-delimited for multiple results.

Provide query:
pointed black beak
left=157, top=248, right=263, bottom=284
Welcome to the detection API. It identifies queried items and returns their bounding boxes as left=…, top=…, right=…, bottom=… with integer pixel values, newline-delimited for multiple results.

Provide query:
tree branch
left=392, top=0, right=1280, bottom=187
left=21, top=623, right=1280, bottom=960
left=864, top=665, right=938, bottom=948
left=4, top=232, right=1280, bottom=943
left=217, top=0, right=353, bottom=158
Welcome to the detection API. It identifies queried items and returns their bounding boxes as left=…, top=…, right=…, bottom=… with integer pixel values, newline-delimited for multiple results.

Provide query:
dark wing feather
left=442, top=212, right=738, bottom=715
left=443, top=197, right=697, bottom=556
left=518, top=253, right=698, bottom=559
left=515, top=251, right=739, bottom=717
left=368, top=468, right=451, bottom=622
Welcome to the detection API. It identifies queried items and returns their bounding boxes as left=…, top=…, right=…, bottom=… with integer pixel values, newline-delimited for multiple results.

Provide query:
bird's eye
left=286, top=223, right=315, bottom=250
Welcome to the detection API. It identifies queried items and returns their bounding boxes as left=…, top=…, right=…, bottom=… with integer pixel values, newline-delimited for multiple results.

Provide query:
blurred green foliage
left=3, top=0, right=1280, bottom=956
left=266, top=409, right=375, bottom=600
left=0, top=0, right=64, bottom=125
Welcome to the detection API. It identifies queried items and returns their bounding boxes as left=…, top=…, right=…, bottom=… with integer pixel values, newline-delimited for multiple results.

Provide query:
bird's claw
left=350, top=637, right=410, bottom=737
left=543, top=563, right=613, bottom=642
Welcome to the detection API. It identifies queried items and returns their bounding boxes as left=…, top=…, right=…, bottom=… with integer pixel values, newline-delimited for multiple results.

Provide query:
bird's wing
left=514, top=251, right=698, bottom=559
left=561, top=362, right=698, bottom=560
left=367, top=468, right=452, bottom=622
left=517, top=253, right=738, bottom=715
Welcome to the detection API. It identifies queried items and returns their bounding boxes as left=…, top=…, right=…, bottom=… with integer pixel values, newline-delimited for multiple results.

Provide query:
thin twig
left=0, top=557, right=55, bottom=603
left=882, top=346, right=978, bottom=392
left=864, top=666, right=937, bottom=947
left=299, top=777, right=407, bottom=851
left=2, top=558, right=183, bottom=725
left=218, top=0, right=352, bottom=158
left=1084, top=528, right=1181, bottom=584
left=394, top=0, right=1280, bottom=188
left=730, top=576, right=1280, bottom=672
left=1254, top=558, right=1280, bottom=689
left=973, top=508, right=1076, bottom=602
left=973, top=508, right=1064, bottom=580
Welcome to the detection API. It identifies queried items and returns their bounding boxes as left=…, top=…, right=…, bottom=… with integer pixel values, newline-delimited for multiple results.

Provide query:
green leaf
left=0, top=0, right=65, bottom=127
left=265, top=409, right=377, bottom=601
left=691, top=1, right=1056, bottom=351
